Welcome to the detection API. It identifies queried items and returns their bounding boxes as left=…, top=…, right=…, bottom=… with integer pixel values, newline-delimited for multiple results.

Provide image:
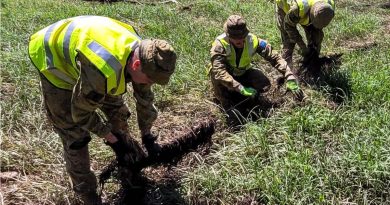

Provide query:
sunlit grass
left=1, top=0, right=390, bottom=204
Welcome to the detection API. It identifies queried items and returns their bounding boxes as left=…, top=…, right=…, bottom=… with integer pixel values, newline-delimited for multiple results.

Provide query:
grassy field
left=1, top=0, right=389, bottom=204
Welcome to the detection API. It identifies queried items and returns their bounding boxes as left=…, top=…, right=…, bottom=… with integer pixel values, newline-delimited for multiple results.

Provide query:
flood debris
left=98, top=118, right=215, bottom=204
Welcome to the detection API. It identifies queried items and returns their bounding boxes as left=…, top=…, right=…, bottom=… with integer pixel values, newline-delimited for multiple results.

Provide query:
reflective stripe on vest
left=29, top=18, right=78, bottom=90
left=29, top=16, right=141, bottom=95
left=63, top=21, right=78, bottom=66
left=44, top=20, right=64, bottom=68
left=276, top=0, right=334, bottom=25
left=46, top=67, right=76, bottom=85
left=216, top=33, right=259, bottom=76
left=88, top=41, right=123, bottom=86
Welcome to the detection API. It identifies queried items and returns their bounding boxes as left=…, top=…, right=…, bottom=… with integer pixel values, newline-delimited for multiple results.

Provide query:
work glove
left=286, top=79, right=304, bottom=100
left=106, top=140, right=128, bottom=166
left=106, top=132, right=146, bottom=187
left=142, top=133, right=161, bottom=157
left=106, top=131, right=146, bottom=167
left=239, top=85, right=257, bottom=97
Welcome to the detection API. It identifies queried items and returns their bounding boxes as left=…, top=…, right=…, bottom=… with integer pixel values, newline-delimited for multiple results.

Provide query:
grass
left=1, top=0, right=390, bottom=204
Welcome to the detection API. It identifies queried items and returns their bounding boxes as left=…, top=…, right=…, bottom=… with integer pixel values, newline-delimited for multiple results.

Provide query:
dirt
left=341, top=36, right=378, bottom=52
left=0, top=82, right=16, bottom=101
left=379, top=2, right=390, bottom=9
left=0, top=171, right=18, bottom=183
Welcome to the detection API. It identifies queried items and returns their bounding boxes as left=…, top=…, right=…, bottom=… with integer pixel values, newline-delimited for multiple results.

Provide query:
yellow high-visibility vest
left=213, top=33, right=259, bottom=76
left=276, top=0, right=335, bottom=26
left=28, top=16, right=141, bottom=95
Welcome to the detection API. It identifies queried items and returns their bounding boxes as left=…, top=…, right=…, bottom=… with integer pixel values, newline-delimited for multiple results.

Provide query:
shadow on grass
left=215, top=93, right=281, bottom=132
left=298, top=53, right=352, bottom=104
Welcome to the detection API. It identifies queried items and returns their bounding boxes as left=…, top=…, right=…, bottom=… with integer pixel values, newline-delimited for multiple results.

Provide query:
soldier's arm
left=132, top=83, right=157, bottom=136
left=71, top=55, right=112, bottom=138
left=284, top=5, right=307, bottom=50
left=257, top=39, right=294, bottom=79
left=209, top=40, right=241, bottom=92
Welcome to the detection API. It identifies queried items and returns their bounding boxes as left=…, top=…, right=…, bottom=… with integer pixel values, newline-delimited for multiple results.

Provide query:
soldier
left=275, top=0, right=335, bottom=67
left=28, top=16, right=176, bottom=204
left=209, top=15, right=301, bottom=125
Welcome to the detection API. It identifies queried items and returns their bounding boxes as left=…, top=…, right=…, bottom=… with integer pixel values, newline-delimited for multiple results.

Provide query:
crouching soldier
left=209, top=15, right=301, bottom=126
left=275, top=0, right=335, bottom=67
left=28, top=16, right=176, bottom=204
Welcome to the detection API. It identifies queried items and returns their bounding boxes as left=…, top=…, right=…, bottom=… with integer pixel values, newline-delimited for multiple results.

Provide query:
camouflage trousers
left=211, top=68, right=271, bottom=125
left=40, top=70, right=130, bottom=196
left=275, top=6, right=324, bottom=68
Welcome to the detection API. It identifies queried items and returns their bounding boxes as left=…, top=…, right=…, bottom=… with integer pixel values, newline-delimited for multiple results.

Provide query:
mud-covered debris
left=99, top=118, right=216, bottom=189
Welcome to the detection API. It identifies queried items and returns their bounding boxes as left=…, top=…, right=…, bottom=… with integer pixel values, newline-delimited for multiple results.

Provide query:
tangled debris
left=99, top=118, right=215, bottom=204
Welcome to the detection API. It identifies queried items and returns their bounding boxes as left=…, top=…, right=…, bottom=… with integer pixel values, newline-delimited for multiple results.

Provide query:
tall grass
left=1, top=0, right=389, bottom=204
left=182, top=0, right=390, bottom=204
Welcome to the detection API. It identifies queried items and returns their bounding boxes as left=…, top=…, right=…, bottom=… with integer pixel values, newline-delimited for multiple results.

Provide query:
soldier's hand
left=286, top=79, right=304, bottom=101
left=106, top=131, right=146, bottom=167
left=239, top=86, right=257, bottom=97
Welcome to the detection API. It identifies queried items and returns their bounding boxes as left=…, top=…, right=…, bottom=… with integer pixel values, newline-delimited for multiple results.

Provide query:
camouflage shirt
left=210, top=36, right=294, bottom=91
left=280, top=4, right=307, bottom=50
left=71, top=53, right=157, bottom=138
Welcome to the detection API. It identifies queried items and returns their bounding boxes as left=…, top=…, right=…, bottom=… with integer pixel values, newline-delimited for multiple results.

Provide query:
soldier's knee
left=69, top=136, right=91, bottom=150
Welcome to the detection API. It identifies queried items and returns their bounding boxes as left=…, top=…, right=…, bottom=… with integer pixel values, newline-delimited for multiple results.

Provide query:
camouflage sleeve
left=71, top=55, right=112, bottom=138
left=100, top=95, right=130, bottom=134
left=284, top=4, right=307, bottom=50
left=132, top=82, right=157, bottom=134
left=209, top=40, right=241, bottom=91
left=257, top=39, right=294, bottom=78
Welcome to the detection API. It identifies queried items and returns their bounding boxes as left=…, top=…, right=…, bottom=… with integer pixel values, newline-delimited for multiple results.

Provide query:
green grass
left=1, top=0, right=390, bottom=204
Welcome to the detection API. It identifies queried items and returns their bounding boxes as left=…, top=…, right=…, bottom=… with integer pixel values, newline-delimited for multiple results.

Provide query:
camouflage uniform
left=276, top=1, right=334, bottom=67
left=30, top=16, right=176, bottom=204
left=210, top=38, right=294, bottom=110
left=40, top=52, right=157, bottom=198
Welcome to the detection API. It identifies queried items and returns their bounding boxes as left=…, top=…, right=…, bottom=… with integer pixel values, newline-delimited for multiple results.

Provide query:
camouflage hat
left=310, top=1, right=335, bottom=29
left=223, top=15, right=250, bottom=39
left=139, top=39, right=177, bottom=85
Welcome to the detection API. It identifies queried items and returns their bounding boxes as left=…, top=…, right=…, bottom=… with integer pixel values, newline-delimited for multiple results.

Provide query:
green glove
left=286, top=80, right=299, bottom=92
left=286, top=79, right=304, bottom=100
left=239, top=86, right=257, bottom=97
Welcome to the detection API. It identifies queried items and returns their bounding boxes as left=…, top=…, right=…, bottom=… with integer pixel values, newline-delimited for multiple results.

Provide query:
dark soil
left=297, top=53, right=351, bottom=104
left=99, top=119, right=216, bottom=205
